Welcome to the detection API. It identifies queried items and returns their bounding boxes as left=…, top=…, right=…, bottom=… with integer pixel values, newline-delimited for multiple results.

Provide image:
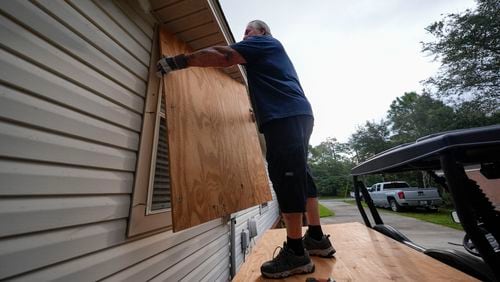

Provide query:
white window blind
left=147, top=94, right=171, bottom=213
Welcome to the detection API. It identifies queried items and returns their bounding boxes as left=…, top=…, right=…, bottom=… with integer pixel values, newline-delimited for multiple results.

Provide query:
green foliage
left=349, top=120, right=392, bottom=162
left=310, top=159, right=353, bottom=196
left=308, top=138, right=354, bottom=196
left=309, top=137, right=351, bottom=163
left=395, top=209, right=463, bottom=231
left=311, top=1, right=499, bottom=198
left=422, top=0, right=500, bottom=115
left=345, top=90, right=497, bottom=189
left=343, top=200, right=462, bottom=230
left=388, top=92, right=455, bottom=144
left=318, top=203, right=334, bottom=217
left=453, top=100, right=500, bottom=128
left=440, top=191, right=455, bottom=209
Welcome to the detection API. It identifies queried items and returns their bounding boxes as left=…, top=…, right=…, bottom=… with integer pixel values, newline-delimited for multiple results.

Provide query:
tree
left=387, top=92, right=455, bottom=144
left=309, top=138, right=354, bottom=196
left=309, top=137, right=351, bottom=164
left=453, top=99, right=500, bottom=128
left=422, top=0, right=500, bottom=114
left=349, top=120, right=392, bottom=162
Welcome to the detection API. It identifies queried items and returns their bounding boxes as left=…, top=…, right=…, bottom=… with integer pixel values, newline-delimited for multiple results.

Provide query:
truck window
left=376, top=185, right=381, bottom=191
left=384, top=182, right=410, bottom=189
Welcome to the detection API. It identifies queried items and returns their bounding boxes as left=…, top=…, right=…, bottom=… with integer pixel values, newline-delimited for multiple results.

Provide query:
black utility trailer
left=351, top=125, right=500, bottom=281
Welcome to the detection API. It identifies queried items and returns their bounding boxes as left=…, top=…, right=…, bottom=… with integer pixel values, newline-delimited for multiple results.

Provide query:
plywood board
left=234, top=222, right=477, bottom=281
left=159, top=27, right=272, bottom=232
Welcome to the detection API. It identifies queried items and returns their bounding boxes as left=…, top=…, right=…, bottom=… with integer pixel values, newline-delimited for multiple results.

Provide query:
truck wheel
left=389, top=199, right=402, bottom=212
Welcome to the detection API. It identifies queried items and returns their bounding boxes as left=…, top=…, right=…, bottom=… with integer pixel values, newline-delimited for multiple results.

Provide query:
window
left=129, top=26, right=272, bottom=235
left=384, top=182, right=410, bottom=189
left=146, top=94, right=172, bottom=214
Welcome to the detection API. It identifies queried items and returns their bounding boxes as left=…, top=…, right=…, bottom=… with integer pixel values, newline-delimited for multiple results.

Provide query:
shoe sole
left=261, top=262, right=315, bottom=279
left=307, top=246, right=336, bottom=258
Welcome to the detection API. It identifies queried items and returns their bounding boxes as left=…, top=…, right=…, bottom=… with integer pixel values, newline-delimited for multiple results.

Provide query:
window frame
left=127, top=26, right=172, bottom=237
left=146, top=92, right=171, bottom=215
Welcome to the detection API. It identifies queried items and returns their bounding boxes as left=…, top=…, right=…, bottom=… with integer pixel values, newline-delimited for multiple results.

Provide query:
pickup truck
left=367, top=181, right=442, bottom=212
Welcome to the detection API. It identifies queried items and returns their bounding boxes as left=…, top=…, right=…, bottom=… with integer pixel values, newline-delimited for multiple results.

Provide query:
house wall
left=231, top=189, right=279, bottom=275
left=0, top=0, right=278, bottom=280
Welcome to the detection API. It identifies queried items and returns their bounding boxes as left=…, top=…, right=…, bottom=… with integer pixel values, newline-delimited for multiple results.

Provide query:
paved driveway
left=319, top=198, right=467, bottom=253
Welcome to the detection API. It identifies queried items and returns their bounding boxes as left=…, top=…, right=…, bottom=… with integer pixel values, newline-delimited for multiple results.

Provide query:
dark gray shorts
left=262, top=115, right=317, bottom=213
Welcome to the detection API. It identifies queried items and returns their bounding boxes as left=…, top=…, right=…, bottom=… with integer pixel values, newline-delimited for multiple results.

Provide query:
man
left=157, top=20, right=335, bottom=279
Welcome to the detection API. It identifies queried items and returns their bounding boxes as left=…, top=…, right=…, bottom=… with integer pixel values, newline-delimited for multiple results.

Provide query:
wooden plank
left=0, top=121, right=136, bottom=171
left=0, top=48, right=142, bottom=132
left=0, top=0, right=146, bottom=95
left=0, top=85, right=139, bottom=150
left=187, top=33, right=225, bottom=50
left=0, top=220, right=126, bottom=280
left=233, top=222, right=477, bottom=281
left=159, top=27, right=272, bottom=232
left=0, top=196, right=130, bottom=238
left=0, top=160, right=133, bottom=196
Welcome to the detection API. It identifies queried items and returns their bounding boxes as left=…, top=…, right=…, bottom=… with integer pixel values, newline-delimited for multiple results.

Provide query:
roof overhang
left=149, top=0, right=246, bottom=84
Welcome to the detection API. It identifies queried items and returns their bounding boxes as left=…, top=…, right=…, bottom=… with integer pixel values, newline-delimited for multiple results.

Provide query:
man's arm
left=157, top=46, right=246, bottom=76
left=186, top=46, right=246, bottom=68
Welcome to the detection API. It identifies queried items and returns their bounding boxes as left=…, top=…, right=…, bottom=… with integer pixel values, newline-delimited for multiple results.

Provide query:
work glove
left=156, top=54, right=188, bottom=77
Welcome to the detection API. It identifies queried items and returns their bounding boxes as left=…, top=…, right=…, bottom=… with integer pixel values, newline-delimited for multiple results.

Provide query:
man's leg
left=283, top=212, right=303, bottom=238
left=306, top=197, right=321, bottom=226
left=303, top=169, right=336, bottom=257
left=303, top=198, right=336, bottom=257
left=260, top=117, right=315, bottom=278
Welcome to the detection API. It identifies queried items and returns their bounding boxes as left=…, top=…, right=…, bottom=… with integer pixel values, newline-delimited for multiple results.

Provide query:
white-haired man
left=157, top=20, right=335, bottom=279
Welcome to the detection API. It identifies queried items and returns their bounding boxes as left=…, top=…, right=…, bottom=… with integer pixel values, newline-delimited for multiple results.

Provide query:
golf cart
left=351, top=125, right=500, bottom=281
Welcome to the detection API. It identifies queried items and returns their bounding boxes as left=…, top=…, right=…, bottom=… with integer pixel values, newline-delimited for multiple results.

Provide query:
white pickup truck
left=368, top=181, right=442, bottom=212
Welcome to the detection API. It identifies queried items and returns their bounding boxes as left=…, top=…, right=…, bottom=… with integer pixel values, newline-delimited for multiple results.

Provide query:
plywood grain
left=159, top=27, right=272, bottom=232
left=234, top=222, right=477, bottom=282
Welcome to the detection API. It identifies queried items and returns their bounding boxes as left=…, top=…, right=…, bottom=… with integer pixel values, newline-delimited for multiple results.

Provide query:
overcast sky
left=219, top=0, right=476, bottom=146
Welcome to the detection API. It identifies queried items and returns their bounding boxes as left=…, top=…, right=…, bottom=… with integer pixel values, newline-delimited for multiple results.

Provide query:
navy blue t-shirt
left=230, top=35, right=313, bottom=131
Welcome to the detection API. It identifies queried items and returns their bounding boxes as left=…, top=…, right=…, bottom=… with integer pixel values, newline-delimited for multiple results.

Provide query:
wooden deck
left=233, top=222, right=476, bottom=281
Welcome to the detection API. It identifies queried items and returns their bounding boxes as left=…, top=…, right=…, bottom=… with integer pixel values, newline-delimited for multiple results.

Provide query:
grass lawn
left=343, top=199, right=462, bottom=230
left=319, top=196, right=344, bottom=199
left=396, top=209, right=463, bottom=230
left=318, top=203, right=335, bottom=217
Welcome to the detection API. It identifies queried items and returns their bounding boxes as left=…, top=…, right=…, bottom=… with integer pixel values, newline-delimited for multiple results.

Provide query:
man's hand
left=156, top=54, right=188, bottom=77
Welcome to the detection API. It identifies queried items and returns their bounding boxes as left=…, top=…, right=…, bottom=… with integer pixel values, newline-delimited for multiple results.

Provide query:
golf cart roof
left=351, top=125, right=500, bottom=176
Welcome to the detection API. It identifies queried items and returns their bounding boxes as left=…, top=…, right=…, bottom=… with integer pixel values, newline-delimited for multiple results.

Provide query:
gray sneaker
left=303, top=232, right=336, bottom=257
left=260, top=242, right=315, bottom=279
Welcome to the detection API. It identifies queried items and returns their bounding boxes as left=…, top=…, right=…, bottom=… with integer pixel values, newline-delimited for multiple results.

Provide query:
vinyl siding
left=0, top=0, right=279, bottom=280
left=0, top=0, right=147, bottom=279
left=6, top=219, right=226, bottom=282
left=232, top=188, right=280, bottom=275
